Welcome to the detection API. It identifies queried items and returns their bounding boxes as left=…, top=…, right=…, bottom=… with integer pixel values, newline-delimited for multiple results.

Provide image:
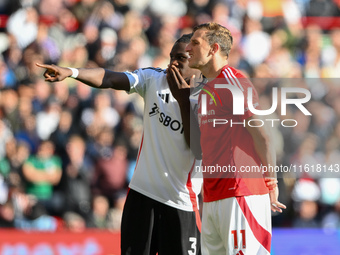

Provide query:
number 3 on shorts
left=231, top=229, right=246, bottom=249
left=188, top=237, right=197, bottom=255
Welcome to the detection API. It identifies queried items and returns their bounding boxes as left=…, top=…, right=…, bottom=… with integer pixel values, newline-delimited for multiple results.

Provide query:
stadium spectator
left=91, top=141, right=128, bottom=209
left=87, top=195, right=111, bottom=229
left=0, top=89, right=20, bottom=133
left=56, top=135, right=93, bottom=218
left=322, top=198, right=340, bottom=231
left=63, top=211, right=86, bottom=233
left=293, top=200, right=320, bottom=228
left=0, top=138, right=29, bottom=190
left=6, top=7, right=39, bottom=50
left=0, top=201, right=15, bottom=228
left=22, top=140, right=62, bottom=214
left=50, top=109, right=75, bottom=160
left=0, top=119, right=13, bottom=159
left=14, top=199, right=58, bottom=231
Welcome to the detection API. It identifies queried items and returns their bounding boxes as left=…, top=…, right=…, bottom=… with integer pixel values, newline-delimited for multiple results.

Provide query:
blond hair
left=193, top=22, right=233, bottom=57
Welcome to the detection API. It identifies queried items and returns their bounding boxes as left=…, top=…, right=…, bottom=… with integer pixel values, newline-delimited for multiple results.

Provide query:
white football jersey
left=126, top=68, right=202, bottom=211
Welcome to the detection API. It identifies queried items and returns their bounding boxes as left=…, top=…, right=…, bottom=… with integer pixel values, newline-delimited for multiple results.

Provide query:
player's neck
left=201, top=59, right=228, bottom=80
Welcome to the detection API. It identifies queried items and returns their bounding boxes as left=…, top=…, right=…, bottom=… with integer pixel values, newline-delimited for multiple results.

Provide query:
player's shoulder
left=131, top=67, right=165, bottom=78
left=138, top=67, right=166, bottom=75
left=222, top=65, right=255, bottom=92
left=131, top=67, right=167, bottom=92
left=223, top=65, right=247, bottom=79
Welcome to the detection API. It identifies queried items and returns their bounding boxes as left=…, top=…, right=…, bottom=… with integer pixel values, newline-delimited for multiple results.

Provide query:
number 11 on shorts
left=231, top=229, right=246, bottom=249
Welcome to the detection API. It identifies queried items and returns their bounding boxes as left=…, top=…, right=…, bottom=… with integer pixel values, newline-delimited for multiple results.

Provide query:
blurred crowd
left=0, top=0, right=340, bottom=232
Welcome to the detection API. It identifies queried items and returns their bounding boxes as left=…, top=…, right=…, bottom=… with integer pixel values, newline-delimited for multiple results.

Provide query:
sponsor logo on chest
left=149, top=102, right=184, bottom=134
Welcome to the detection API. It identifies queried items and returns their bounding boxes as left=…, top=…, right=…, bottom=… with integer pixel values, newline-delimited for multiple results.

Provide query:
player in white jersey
left=36, top=33, right=203, bottom=255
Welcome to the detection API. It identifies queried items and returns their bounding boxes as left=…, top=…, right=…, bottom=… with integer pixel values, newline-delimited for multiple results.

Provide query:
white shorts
left=201, top=194, right=271, bottom=255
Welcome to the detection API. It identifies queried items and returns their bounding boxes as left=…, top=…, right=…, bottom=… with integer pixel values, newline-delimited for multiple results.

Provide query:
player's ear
left=209, top=43, right=219, bottom=56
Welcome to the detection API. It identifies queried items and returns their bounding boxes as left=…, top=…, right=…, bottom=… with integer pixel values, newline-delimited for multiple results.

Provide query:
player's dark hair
left=193, top=22, right=233, bottom=57
left=175, top=33, right=193, bottom=44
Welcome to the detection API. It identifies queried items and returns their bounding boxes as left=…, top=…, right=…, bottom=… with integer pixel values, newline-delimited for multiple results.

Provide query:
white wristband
left=67, top=67, right=79, bottom=78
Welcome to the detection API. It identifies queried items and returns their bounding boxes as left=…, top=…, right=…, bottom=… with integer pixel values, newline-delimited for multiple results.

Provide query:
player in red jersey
left=168, top=22, right=286, bottom=255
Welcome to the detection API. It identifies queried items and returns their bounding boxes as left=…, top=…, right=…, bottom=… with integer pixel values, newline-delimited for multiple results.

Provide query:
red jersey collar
left=205, top=65, right=230, bottom=87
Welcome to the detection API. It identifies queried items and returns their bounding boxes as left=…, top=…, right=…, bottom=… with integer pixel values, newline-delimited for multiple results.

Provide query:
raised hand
left=166, top=64, right=194, bottom=104
left=36, top=63, right=72, bottom=82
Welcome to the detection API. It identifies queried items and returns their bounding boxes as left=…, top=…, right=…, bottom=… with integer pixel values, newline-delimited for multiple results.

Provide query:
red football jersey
left=198, top=65, right=269, bottom=202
